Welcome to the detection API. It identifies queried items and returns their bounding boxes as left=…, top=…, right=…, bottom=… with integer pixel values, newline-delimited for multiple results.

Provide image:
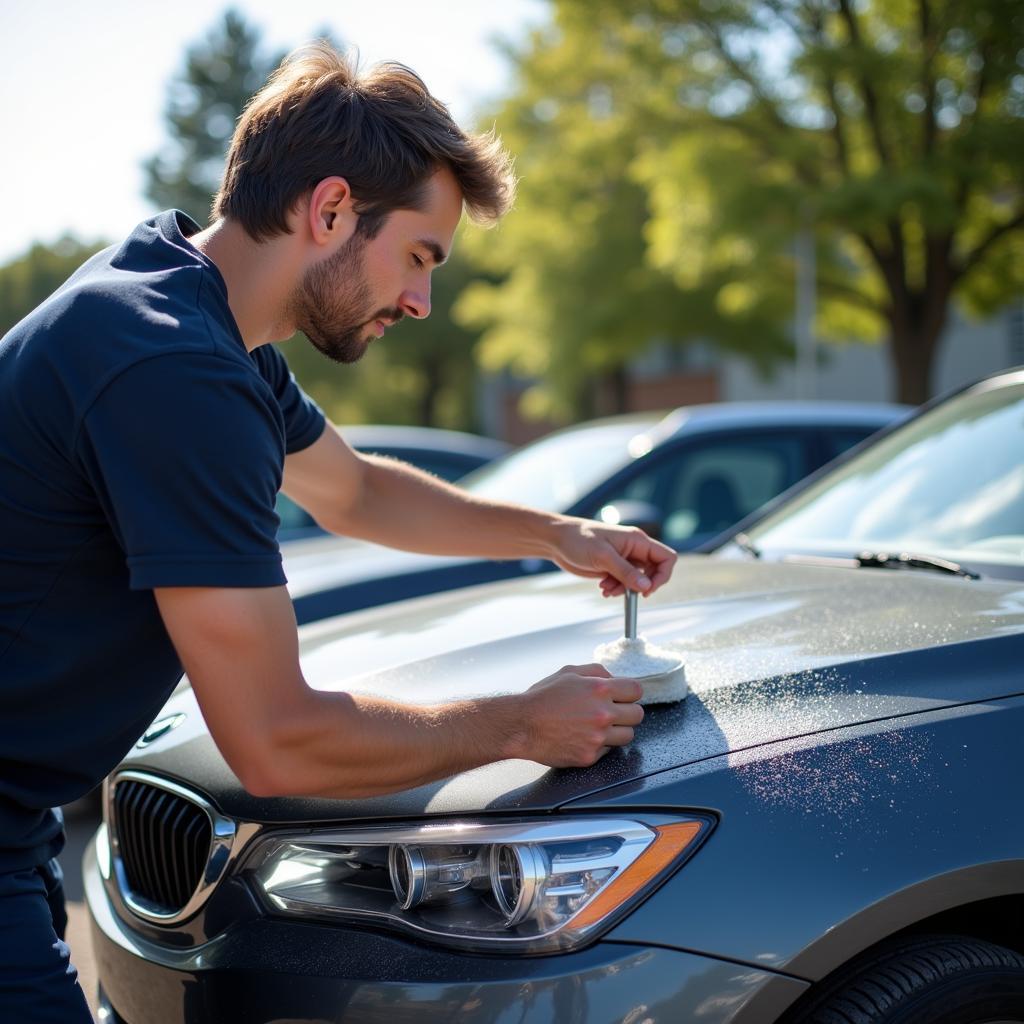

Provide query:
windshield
left=459, top=420, right=656, bottom=511
left=742, top=377, right=1024, bottom=576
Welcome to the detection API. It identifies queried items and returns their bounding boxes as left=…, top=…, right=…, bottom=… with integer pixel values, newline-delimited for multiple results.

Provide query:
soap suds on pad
left=593, top=636, right=688, bottom=705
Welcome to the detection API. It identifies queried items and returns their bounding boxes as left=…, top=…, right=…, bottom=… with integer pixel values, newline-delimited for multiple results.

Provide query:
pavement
left=61, top=798, right=102, bottom=1019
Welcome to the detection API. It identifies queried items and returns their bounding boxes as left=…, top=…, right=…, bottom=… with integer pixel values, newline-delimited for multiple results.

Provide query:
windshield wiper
left=732, top=532, right=762, bottom=559
left=855, top=550, right=979, bottom=580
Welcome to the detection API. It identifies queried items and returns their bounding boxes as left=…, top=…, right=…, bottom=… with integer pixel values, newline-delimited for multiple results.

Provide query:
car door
left=579, top=429, right=815, bottom=550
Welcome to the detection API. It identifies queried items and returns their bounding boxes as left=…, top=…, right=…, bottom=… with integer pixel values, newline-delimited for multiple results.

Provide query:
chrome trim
left=135, top=712, right=187, bottom=748
left=389, top=845, right=426, bottom=909
left=104, top=769, right=259, bottom=926
left=491, top=843, right=549, bottom=926
left=255, top=817, right=654, bottom=849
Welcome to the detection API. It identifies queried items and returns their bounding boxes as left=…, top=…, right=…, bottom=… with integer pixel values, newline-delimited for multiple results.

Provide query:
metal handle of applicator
left=624, top=590, right=638, bottom=640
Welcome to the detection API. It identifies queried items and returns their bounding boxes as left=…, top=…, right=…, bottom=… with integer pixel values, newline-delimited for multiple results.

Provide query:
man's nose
left=400, top=284, right=431, bottom=320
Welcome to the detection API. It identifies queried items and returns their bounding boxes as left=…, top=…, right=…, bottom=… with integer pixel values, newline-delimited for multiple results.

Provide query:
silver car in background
left=284, top=401, right=907, bottom=623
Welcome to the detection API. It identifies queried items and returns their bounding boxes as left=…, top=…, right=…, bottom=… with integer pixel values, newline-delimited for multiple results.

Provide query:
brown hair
left=214, top=42, right=516, bottom=241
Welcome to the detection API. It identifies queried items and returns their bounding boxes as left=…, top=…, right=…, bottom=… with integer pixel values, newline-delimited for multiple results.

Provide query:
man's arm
left=154, top=586, right=644, bottom=799
left=282, top=422, right=676, bottom=596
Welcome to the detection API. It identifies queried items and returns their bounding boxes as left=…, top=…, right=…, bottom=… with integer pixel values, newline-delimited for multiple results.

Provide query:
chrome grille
left=113, top=778, right=212, bottom=913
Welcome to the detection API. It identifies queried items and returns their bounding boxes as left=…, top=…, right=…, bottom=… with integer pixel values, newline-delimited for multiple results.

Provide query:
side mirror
left=598, top=500, right=663, bottom=540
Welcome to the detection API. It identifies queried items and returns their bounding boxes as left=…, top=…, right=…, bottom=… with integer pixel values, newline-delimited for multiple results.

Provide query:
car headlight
left=242, top=814, right=711, bottom=953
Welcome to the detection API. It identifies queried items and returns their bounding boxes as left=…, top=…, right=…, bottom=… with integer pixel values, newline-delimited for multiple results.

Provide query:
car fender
left=567, top=694, right=1024, bottom=980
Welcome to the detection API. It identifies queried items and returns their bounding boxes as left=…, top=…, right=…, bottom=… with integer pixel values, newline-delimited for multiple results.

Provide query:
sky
left=0, top=0, right=547, bottom=264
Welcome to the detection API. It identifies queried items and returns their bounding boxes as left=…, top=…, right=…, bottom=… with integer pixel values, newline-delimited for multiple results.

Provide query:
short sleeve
left=75, top=352, right=288, bottom=590
left=254, top=345, right=326, bottom=455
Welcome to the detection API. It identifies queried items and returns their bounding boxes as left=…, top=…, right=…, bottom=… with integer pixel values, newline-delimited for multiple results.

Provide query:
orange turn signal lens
left=568, top=821, right=703, bottom=932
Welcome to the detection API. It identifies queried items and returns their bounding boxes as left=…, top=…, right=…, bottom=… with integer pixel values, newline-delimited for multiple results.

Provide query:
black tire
left=788, top=934, right=1024, bottom=1024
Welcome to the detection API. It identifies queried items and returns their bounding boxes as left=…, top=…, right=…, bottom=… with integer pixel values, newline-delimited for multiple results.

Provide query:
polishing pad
left=593, top=636, right=689, bottom=706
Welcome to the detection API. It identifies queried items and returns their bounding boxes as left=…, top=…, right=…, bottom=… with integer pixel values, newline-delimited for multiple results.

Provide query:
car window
left=461, top=422, right=651, bottom=512
left=819, top=427, right=878, bottom=463
left=745, top=380, right=1024, bottom=573
left=600, top=435, right=807, bottom=548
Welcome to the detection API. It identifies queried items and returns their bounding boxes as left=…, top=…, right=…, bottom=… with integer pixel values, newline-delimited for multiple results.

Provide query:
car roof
left=537, top=400, right=909, bottom=452
left=656, top=400, right=911, bottom=439
left=339, top=424, right=510, bottom=459
left=966, top=365, right=1024, bottom=393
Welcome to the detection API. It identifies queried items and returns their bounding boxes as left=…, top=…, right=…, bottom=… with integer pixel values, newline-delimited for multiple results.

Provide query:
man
left=0, top=44, right=676, bottom=1020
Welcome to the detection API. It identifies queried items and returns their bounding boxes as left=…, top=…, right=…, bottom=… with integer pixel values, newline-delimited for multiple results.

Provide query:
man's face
left=291, top=168, right=463, bottom=364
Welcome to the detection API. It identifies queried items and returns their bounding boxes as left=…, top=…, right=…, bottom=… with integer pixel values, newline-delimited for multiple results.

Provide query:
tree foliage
left=143, top=9, right=285, bottom=225
left=456, top=13, right=793, bottom=423
left=0, top=236, right=108, bottom=336
left=503, top=0, right=1024, bottom=404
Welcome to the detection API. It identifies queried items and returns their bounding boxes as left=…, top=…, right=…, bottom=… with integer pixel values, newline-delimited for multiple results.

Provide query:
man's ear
left=307, top=177, right=358, bottom=248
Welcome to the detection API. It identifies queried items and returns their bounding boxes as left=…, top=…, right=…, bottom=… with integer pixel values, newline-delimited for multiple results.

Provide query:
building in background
left=482, top=300, right=1024, bottom=444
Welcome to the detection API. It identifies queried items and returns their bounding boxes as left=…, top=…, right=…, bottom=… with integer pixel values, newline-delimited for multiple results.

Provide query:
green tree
left=455, top=10, right=794, bottom=423
left=572, top=0, right=1023, bottom=404
left=144, top=9, right=285, bottom=224
left=0, top=236, right=107, bottom=336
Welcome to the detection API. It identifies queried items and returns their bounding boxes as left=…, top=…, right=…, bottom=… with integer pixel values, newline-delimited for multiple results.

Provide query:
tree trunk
left=593, top=365, right=630, bottom=416
left=887, top=306, right=947, bottom=406
left=418, top=359, right=443, bottom=426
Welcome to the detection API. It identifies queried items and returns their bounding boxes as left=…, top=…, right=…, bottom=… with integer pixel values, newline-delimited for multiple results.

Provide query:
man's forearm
left=250, top=688, right=528, bottom=799
left=333, top=454, right=567, bottom=560
left=157, top=587, right=648, bottom=804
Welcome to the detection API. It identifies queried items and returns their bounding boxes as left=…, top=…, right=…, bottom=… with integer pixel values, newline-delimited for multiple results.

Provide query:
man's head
left=213, top=44, right=515, bottom=361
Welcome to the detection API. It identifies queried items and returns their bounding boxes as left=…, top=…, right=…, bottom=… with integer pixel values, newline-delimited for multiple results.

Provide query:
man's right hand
left=514, top=663, right=644, bottom=768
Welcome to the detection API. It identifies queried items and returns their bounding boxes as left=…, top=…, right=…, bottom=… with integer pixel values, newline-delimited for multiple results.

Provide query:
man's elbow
left=224, top=715, right=316, bottom=799
left=232, top=753, right=293, bottom=798
left=237, top=764, right=278, bottom=798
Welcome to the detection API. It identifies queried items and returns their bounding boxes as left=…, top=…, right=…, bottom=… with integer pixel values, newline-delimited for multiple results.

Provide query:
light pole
left=795, top=203, right=817, bottom=399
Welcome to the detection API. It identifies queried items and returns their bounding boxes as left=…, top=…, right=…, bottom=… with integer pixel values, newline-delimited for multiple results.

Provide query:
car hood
left=126, top=558, right=1024, bottom=823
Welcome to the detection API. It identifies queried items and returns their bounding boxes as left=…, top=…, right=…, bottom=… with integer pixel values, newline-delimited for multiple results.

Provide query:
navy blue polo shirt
left=0, top=211, right=325, bottom=870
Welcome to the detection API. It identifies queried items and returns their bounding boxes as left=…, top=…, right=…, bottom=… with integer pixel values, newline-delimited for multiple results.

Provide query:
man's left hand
left=547, top=518, right=677, bottom=598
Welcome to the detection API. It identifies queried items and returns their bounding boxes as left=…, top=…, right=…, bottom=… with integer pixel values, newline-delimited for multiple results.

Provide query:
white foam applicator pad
left=593, top=636, right=689, bottom=706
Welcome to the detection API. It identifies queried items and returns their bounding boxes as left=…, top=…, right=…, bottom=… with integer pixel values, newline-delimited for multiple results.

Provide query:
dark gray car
left=85, top=370, right=1024, bottom=1023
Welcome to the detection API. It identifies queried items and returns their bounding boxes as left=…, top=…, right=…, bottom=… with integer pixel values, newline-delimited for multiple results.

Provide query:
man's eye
left=412, top=254, right=425, bottom=268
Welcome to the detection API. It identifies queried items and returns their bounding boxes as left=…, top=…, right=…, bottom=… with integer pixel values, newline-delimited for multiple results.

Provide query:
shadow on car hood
left=126, top=558, right=1024, bottom=823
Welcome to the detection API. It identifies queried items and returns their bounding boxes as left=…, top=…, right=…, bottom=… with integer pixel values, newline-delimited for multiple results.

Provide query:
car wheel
left=789, top=934, right=1024, bottom=1024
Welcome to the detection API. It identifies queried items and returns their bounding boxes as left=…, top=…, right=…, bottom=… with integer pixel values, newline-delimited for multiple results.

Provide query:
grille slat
left=117, top=782, right=148, bottom=895
left=144, top=790, right=168, bottom=905
left=152, top=792, right=177, bottom=907
left=112, top=779, right=213, bottom=915
left=165, top=800, right=193, bottom=906
left=137, top=786, right=164, bottom=904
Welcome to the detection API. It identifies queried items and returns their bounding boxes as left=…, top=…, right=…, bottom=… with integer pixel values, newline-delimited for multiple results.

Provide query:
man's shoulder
left=45, top=211, right=236, bottom=354
left=14, top=263, right=227, bottom=383
left=1, top=237, right=255, bottom=434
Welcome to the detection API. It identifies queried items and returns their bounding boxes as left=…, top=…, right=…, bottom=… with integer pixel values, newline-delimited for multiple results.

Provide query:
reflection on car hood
left=127, top=558, right=1024, bottom=823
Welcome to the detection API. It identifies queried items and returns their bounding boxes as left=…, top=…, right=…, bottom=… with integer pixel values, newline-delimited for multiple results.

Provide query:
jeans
left=0, top=856, right=93, bottom=1023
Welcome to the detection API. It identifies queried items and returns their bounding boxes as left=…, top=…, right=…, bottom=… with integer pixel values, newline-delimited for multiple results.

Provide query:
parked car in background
left=276, top=425, right=510, bottom=541
left=86, top=369, right=1024, bottom=1023
left=284, top=401, right=908, bottom=623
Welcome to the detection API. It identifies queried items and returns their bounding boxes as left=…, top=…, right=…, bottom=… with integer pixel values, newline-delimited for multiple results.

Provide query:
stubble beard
left=291, top=232, right=395, bottom=365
